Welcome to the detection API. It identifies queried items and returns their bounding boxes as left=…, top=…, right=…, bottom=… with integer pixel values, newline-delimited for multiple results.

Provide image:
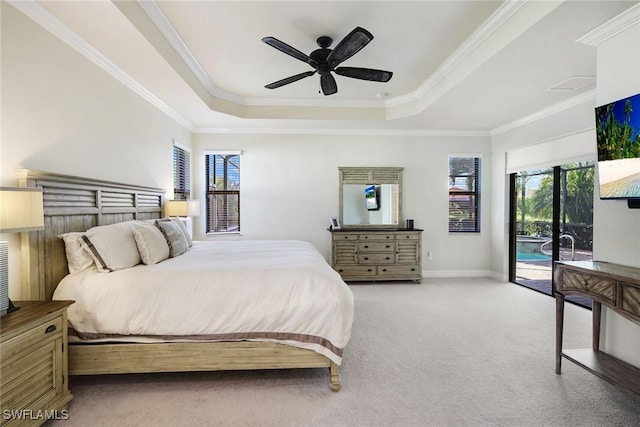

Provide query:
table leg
left=555, top=293, right=565, bottom=374
left=593, top=301, right=601, bottom=352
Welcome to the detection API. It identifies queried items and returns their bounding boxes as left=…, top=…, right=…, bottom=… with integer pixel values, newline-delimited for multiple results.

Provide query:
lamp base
left=1, top=299, right=19, bottom=316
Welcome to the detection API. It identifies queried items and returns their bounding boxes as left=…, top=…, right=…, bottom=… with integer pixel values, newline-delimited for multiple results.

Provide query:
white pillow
left=58, top=232, right=95, bottom=274
left=132, top=222, right=170, bottom=265
left=79, top=221, right=141, bottom=272
left=155, top=219, right=189, bottom=258
left=169, top=217, right=193, bottom=247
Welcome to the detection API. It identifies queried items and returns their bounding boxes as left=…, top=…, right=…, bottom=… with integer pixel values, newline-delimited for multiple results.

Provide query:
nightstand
left=0, top=301, right=74, bottom=426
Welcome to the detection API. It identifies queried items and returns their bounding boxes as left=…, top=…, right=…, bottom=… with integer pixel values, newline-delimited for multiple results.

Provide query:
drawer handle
left=411, top=268, right=416, bottom=271
left=368, top=269, right=372, bottom=272
left=343, top=236, right=348, bottom=239
left=364, top=245, right=369, bottom=248
left=385, top=257, right=391, bottom=260
left=364, top=236, right=369, bottom=239
left=386, top=236, right=390, bottom=239
left=338, top=269, right=344, bottom=272
left=45, top=324, right=57, bottom=334
left=364, top=257, right=369, bottom=260
left=406, top=236, right=410, bottom=239
left=382, top=268, right=387, bottom=272
left=385, top=245, right=391, bottom=249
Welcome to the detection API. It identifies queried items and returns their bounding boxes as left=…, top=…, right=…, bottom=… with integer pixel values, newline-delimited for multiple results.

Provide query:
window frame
left=448, top=155, right=481, bottom=233
left=204, top=151, right=241, bottom=235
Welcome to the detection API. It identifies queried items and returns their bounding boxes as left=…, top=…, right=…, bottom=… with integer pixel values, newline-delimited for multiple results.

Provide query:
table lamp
left=0, top=187, right=45, bottom=315
left=165, top=199, right=200, bottom=237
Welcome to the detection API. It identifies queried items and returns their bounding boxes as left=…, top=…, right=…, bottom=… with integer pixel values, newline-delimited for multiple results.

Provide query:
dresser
left=0, top=301, right=74, bottom=426
left=554, top=261, right=640, bottom=398
left=329, top=229, right=422, bottom=282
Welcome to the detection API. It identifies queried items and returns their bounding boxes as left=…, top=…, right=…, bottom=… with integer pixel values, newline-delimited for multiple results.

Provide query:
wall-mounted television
left=364, top=185, right=380, bottom=211
left=595, top=91, right=640, bottom=202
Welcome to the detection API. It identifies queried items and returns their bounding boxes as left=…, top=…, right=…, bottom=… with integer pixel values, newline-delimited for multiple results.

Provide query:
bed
left=18, top=169, right=353, bottom=391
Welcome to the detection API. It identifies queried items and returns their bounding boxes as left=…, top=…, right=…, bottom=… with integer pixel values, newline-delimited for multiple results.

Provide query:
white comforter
left=53, top=240, right=354, bottom=364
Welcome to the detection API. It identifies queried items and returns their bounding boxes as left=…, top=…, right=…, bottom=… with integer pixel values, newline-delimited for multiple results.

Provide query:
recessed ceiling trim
left=194, top=127, right=490, bottom=137
left=137, top=0, right=244, bottom=106
left=7, top=0, right=195, bottom=131
left=491, top=89, right=596, bottom=136
left=576, top=2, right=640, bottom=46
left=548, top=76, right=596, bottom=91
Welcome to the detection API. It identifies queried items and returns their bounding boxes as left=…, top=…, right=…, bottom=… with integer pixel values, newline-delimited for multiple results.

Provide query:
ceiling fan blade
left=261, top=37, right=313, bottom=65
left=326, top=27, right=374, bottom=69
left=335, top=67, right=393, bottom=82
left=265, top=71, right=316, bottom=89
left=320, top=73, right=338, bottom=95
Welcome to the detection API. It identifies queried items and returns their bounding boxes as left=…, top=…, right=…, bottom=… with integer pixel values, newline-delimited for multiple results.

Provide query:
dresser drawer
left=377, top=265, right=421, bottom=277
left=358, top=242, right=394, bottom=252
left=359, top=253, right=395, bottom=264
left=620, top=282, right=640, bottom=319
left=396, top=233, right=420, bottom=240
left=334, top=265, right=376, bottom=277
left=333, top=234, right=359, bottom=241
left=360, top=234, right=394, bottom=241
left=0, top=316, right=62, bottom=362
left=559, top=269, right=616, bottom=305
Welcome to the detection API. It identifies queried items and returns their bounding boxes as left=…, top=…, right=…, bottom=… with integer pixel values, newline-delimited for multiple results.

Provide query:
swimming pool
left=516, top=251, right=551, bottom=261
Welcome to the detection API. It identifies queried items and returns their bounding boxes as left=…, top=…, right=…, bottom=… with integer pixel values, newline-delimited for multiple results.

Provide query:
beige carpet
left=51, top=278, right=640, bottom=426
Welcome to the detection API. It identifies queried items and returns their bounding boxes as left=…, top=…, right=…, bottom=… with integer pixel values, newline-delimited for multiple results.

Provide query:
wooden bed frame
left=18, top=169, right=341, bottom=391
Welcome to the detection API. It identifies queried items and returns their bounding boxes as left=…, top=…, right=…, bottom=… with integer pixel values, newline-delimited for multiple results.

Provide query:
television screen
left=364, top=185, right=379, bottom=210
left=595, top=92, right=640, bottom=199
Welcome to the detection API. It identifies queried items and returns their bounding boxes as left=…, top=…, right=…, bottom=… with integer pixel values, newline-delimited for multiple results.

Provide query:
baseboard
left=421, top=269, right=493, bottom=278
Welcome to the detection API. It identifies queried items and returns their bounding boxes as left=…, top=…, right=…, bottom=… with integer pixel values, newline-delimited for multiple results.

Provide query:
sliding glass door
left=510, top=162, right=594, bottom=307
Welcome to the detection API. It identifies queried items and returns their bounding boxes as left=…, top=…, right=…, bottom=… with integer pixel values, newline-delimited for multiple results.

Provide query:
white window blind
left=172, top=144, right=191, bottom=200
left=205, top=152, right=240, bottom=233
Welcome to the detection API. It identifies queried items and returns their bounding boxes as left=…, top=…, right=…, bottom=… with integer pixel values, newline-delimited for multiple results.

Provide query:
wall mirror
left=339, top=167, right=403, bottom=228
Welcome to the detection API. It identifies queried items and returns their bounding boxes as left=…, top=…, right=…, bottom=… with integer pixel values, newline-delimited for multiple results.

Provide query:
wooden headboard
left=18, top=170, right=165, bottom=301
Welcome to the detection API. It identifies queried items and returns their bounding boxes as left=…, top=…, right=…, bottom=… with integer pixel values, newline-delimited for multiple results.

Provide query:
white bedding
left=53, top=240, right=354, bottom=364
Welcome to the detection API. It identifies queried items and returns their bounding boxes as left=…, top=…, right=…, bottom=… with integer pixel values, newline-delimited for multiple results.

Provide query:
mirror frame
left=338, top=167, right=403, bottom=229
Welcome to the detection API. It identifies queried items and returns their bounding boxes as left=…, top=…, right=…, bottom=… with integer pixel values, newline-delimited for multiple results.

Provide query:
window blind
left=205, top=153, right=240, bottom=233
left=173, top=144, right=190, bottom=200
left=449, top=156, right=481, bottom=232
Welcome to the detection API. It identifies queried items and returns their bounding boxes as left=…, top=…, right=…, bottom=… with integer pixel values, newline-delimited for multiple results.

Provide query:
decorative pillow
left=155, top=219, right=188, bottom=258
left=132, top=222, right=170, bottom=265
left=58, top=232, right=95, bottom=274
left=79, top=221, right=141, bottom=272
left=169, top=217, right=193, bottom=247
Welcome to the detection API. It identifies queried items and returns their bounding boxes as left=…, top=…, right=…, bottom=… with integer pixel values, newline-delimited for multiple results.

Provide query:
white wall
left=593, top=21, right=640, bottom=366
left=1, top=3, right=192, bottom=298
left=192, top=133, right=492, bottom=276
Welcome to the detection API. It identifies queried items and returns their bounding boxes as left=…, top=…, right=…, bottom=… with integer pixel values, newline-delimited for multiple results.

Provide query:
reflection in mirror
left=343, top=184, right=399, bottom=225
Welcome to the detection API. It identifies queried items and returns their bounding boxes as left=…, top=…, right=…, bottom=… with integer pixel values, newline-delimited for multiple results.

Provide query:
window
left=448, top=156, right=481, bottom=232
left=205, top=152, right=240, bottom=233
left=172, top=144, right=191, bottom=200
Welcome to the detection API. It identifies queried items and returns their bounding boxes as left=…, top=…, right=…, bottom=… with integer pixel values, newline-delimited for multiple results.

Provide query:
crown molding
left=386, top=0, right=529, bottom=108
left=490, top=89, right=596, bottom=136
left=8, top=0, right=195, bottom=131
left=193, top=126, right=490, bottom=137
left=576, top=2, right=640, bottom=46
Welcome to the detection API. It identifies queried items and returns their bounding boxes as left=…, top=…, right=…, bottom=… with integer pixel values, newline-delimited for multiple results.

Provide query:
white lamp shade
left=165, top=199, right=200, bottom=217
left=0, top=187, right=45, bottom=232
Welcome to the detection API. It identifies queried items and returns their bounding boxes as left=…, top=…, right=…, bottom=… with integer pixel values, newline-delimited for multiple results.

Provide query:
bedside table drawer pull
left=45, top=324, right=57, bottom=334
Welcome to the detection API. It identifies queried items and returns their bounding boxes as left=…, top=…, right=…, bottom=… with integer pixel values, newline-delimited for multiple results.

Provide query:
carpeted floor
left=51, top=278, right=640, bottom=426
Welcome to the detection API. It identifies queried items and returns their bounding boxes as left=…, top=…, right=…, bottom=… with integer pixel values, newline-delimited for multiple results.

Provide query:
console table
left=554, top=260, right=640, bottom=398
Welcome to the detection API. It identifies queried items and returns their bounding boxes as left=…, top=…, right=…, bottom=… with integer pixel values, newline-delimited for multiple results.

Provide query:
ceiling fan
left=261, top=27, right=393, bottom=96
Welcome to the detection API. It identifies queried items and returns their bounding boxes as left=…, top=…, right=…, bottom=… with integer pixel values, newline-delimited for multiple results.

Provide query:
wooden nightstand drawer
left=1, top=317, right=62, bottom=362
left=360, top=234, right=394, bottom=241
left=378, top=265, right=421, bottom=277
left=1, top=340, right=59, bottom=415
left=334, top=265, right=376, bottom=277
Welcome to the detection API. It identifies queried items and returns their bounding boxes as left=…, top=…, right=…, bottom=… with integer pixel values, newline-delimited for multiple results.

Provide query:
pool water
left=516, top=251, right=551, bottom=261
